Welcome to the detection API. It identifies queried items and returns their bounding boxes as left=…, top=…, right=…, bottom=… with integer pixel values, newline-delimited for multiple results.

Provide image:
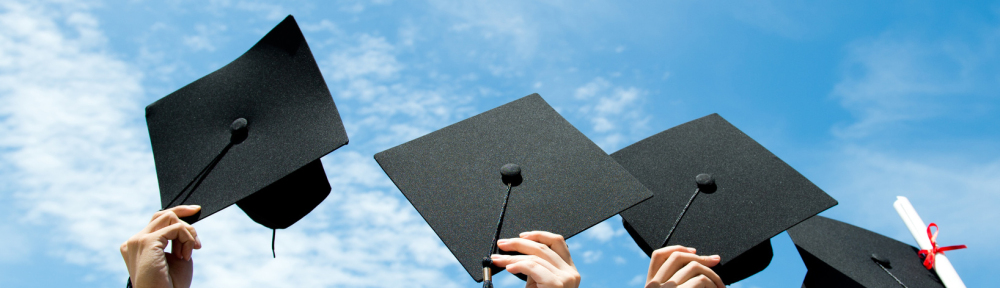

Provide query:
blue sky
left=0, top=0, right=997, bottom=287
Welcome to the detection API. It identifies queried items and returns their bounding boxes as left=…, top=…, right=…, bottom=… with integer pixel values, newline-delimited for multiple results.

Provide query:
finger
left=146, top=205, right=201, bottom=229
left=496, top=237, right=569, bottom=270
left=648, top=246, right=697, bottom=281
left=645, top=280, right=673, bottom=288
left=143, top=213, right=201, bottom=250
left=147, top=205, right=201, bottom=223
left=165, top=253, right=194, bottom=288
left=143, top=209, right=189, bottom=234
left=491, top=254, right=560, bottom=276
left=666, top=261, right=725, bottom=288
left=499, top=255, right=560, bottom=286
left=166, top=205, right=202, bottom=218
left=151, top=222, right=199, bottom=259
left=650, top=252, right=720, bottom=284
left=172, top=238, right=183, bottom=260
left=180, top=226, right=201, bottom=260
left=519, top=231, right=573, bottom=266
left=677, top=275, right=716, bottom=288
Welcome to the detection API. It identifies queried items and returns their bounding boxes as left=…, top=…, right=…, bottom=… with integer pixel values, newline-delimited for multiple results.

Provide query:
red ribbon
left=918, top=223, right=967, bottom=270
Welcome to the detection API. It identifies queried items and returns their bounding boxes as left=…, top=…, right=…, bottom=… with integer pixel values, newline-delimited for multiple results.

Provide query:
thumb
left=702, top=255, right=721, bottom=268
left=165, top=205, right=201, bottom=218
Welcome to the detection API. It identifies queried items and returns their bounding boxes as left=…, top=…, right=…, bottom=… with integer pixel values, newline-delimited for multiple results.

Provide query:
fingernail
left=187, top=205, right=201, bottom=209
left=519, top=232, right=528, bottom=237
left=688, top=247, right=696, bottom=253
left=497, top=239, right=509, bottom=245
left=710, top=255, right=720, bottom=261
left=491, top=254, right=507, bottom=260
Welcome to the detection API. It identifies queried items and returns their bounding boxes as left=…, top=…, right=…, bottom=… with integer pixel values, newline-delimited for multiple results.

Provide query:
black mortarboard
left=374, top=94, right=653, bottom=282
left=145, top=15, right=348, bottom=230
left=789, top=216, right=945, bottom=288
left=614, top=113, right=837, bottom=284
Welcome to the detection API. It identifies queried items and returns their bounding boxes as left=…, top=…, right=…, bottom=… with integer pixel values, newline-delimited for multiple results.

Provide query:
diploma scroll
left=893, top=196, right=965, bottom=288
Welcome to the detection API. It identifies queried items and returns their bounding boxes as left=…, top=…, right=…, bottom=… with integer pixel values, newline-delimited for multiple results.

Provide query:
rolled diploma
left=893, top=196, right=965, bottom=288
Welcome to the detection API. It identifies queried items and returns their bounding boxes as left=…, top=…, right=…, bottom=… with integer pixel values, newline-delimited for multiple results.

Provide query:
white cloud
left=582, top=220, right=625, bottom=243
left=821, top=27, right=1000, bottom=279
left=0, top=1, right=472, bottom=287
left=337, top=0, right=392, bottom=14
left=327, top=34, right=402, bottom=82
left=572, top=77, right=651, bottom=151
left=235, top=1, right=288, bottom=20
left=613, top=256, right=626, bottom=265
left=0, top=223, right=31, bottom=263
left=824, top=27, right=1000, bottom=258
left=628, top=274, right=645, bottom=286
left=831, top=32, right=999, bottom=138
left=183, top=23, right=228, bottom=52
left=579, top=250, right=602, bottom=264
left=430, top=1, right=538, bottom=61
left=496, top=272, right=523, bottom=288
left=321, top=33, right=476, bottom=148
left=823, top=146, right=1000, bottom=253
left=0, top=0, right=155, bottom=275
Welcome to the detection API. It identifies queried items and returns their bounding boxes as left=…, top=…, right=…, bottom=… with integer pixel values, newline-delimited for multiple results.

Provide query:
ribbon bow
left=918, top=223, right=967, bottom=270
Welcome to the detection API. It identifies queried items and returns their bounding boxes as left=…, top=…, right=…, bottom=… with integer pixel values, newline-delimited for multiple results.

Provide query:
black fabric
left=145, top=15, right=347, bottom=227
left=374, top=94, right=653, bottom=282
left=614, top=113, right=837, bottom=284
left=236, top=159, right=331, bottom=229
left=789, top=216, right=945, bottom=288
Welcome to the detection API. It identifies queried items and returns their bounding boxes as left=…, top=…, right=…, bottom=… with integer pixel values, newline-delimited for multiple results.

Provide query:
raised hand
left=490, top=231, right=581, bottom=288
left=644, top=246, right=724, bottom=288
left=120, top=205, right=203, bottom=288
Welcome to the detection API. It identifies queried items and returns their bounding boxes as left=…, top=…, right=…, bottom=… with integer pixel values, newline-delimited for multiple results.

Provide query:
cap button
left=871, top=253, right=891, bottom=267
left=500, top=163, right=523, bottom=186
left=695, top=173, right=716, bottom=193
left=231, top=118, right=248, bottom=132
left=230, top=118, right=248, bottom=144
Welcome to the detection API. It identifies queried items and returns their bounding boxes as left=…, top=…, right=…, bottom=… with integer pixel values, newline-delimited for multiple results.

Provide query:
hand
left=120, top=205, right=203, bottom=288
left=490, top=231, right=581, bottom=288
left=644, top=246, right=724, bottom=288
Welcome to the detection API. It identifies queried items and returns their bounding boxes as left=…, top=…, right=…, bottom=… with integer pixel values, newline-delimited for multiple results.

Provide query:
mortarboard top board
left=789, top=216, right=944, bottom=288
left=145, top=15, right=348, bottom=230
left=613, top=113, right=838, bottom=284
left=374, top=94, right=654, bottom=282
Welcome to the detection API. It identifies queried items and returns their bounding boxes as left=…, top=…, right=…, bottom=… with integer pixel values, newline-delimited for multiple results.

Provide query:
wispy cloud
left=183, top=23, right=228, bottom=52
left=428, top=0, right=540, bottom=69
left=822, top=146, right=1000, bottom=254
left=582, top=219, right=626, bottom=243
left=572, top=77, right=651, bottom=152
left=0, top=0, right=154, bottom=274
left=326, top=35, right=402, bottom=82
left=822, top=24, right=1000, bottom=282
left=0, top=1, right=473, bottom=287
left=831, top=32, right=1000, bottom=138
left=320, top=32, right=477, bottom=149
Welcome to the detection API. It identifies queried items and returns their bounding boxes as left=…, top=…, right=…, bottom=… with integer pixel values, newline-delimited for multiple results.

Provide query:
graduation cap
left=374, top=94, right=653, bottom=283
left=614, top=113, right=837, bottom=284
left=789, top=216, right=945, bottom=288
left=145, top=15, right=347, bottom=237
